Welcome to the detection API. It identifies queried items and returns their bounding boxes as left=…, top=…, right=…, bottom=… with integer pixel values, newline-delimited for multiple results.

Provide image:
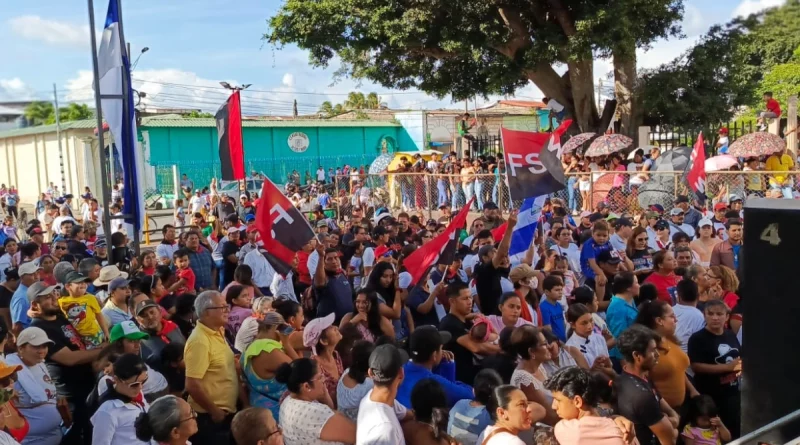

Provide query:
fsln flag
left=686, top=132, right=707, bottom=203
left=509, top=195, right=547, bottom=263
left=254, top=177, right=316, bottom=276
left=550, top=119, right=574, bottom=159
left=215, top=91, right=246, bottom=181
left=501, top=127, right=567, bottom=201
left=409, top=198, right=474, bottom=284
left=98, top=0, right=144, bottom=236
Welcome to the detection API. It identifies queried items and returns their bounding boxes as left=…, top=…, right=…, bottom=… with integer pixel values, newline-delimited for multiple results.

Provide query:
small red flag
left=687, top=133, right=707, bottom=201
left=491, top=222, right=508, bottom=241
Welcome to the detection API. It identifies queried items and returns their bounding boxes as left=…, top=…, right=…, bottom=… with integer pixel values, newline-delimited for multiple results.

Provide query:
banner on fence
left=501, top=126, right=567, bottom=201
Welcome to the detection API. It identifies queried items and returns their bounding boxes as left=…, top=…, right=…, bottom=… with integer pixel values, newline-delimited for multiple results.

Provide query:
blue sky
left=0, top=0, right=786, bottom=115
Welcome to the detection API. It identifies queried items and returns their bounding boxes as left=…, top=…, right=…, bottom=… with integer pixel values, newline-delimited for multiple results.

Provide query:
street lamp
left=220, top=82, right=252, bottom=91
left=131, top=46, right=149, bottom=71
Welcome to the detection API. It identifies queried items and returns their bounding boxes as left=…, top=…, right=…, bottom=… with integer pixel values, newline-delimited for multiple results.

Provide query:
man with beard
left=614, top=325, right=678, bottom=445
left=473, top=212, right=516, bottom=315
left=481, top=202, right=504, bottom=230
left=30, top=281, right=105, bottom=444
left=395, top=212, right=414, bottom=245
left=710, top=219, right=742, bottom=270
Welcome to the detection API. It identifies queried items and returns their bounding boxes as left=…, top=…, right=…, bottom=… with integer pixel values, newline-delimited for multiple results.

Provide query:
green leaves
left=24, top=102, right=93, bottom=126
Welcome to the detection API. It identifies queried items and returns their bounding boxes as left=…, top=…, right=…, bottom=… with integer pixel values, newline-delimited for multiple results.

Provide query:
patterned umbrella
left=584, top=134, right=633, bottom=157
left=727, top=132, right=785, bottom=157
left=562, top=132, right=597, bottom=153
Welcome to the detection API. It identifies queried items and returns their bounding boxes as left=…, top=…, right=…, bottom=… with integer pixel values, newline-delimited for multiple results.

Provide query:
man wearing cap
left=356, top=344, right=409, bottom=445
left=101, top=277, right=133, bottom=326
left=397, top=325, right=472, bottom=409
left=212, top=194, right=236, bottom=222
left=729, top=194, right=744, bottom=218
left=29, top=280, right=104, bottom=443
left=136, top=299, right=186, bottom=368
left=220, top=228, right=241, bottom=289
left=237, top=194, right=255, bottom=222
left=710, top=202, right=729, bottom=240
left=185, top=291, right=238, bottom=444
left=10, top=261, right=41, bottom=334
left=190, top=190, right=205, bottom=214
left=674, top=195, right=702, bottom=229
left=609, top=217, right=633, bottom=253
left=237, top=225, right=260, bottom=264
left=156, top=224, right=180, bottom=266
left=667, top=207, right=695, bottom=239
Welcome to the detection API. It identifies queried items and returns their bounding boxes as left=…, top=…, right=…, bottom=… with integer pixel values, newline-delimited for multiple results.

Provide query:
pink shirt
left=612, top=164, right=626, bottom=188
left=486, top=314, right=532, bottom=333
left=554, top=417, right=632, bottom=445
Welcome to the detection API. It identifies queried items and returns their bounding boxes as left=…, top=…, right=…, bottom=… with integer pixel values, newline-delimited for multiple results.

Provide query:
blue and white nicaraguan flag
left=508, top=195, right=546, bottom=263
left=98, top=0, right=144, bottom=236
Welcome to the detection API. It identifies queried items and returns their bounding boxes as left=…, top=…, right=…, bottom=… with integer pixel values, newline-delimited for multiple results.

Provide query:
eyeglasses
left=266, top=425, right=283, bottom=439
left=180, top=409, right=198, bottom=423
left=206, top=305, right=230, bottom=312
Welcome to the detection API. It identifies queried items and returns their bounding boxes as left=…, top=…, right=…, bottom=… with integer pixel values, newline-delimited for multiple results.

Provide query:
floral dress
left=313, top=351, right=344, bottom=409
left=241, top=339, right=288, bottom=422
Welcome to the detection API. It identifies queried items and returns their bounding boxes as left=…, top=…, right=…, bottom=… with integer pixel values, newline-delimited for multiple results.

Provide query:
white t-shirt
left=82, top=208, right=105, bottom=235
left=362, top=247, right=376, bottom=270
left=317, top=169, right=326, bottom=181
left=477, top=425, right=527, bottom=445
left=627, top=162, right=644, bottom=185
left=189, top=195, right=205, bottom=213
left=565, top=333, right=609, bottom=367
left=463, top=254, right=479, bottom=275
left=549, top=243, right=581, bottom=275
left=546, top=99, right=565, bottom=113
left=280, top=397, right=345, bottom=445
left=356, top=390, right=406, bottom=445
left=673, top=304, right=705, bottom=353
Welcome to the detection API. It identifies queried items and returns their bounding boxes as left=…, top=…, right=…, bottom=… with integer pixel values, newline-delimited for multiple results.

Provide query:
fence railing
left=330, top=170, right=798, bottom=220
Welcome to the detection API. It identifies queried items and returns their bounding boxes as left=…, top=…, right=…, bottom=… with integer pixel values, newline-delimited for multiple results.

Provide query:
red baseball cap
left=713, top=202, right=728, bottom=211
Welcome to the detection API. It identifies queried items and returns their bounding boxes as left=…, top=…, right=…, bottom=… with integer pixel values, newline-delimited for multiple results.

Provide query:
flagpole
left=86, top=0, right=114, bottom=250
left=114, top=0, right=142, bottom=255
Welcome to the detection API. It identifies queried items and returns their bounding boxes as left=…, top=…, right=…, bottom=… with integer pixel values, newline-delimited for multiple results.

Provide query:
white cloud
left=732, top=0, right=786, bottom=17
left=282, top=73, right=295, bottom=88
left=8, top=15, right=90, bottom=49
left=0, top=78, right=36, bottom=101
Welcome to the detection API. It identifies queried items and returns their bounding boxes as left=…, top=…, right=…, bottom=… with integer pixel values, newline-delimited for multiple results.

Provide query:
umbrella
left=562, top=132, right=596, bottom=154
left=368, top=153, right=393, bottom=174
left=628, top=145, right=658, bottom=160
left=584, top=134, right=633, bottom=157
left=727, top=132, right=785, bottom=157
left=705, top=155, right=739, bottom=172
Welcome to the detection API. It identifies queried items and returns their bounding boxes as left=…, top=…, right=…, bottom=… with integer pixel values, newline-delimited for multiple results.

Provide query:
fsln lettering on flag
left=501, top=127, right=567, bottom=201
left=255, top=177, right=315, bottom=275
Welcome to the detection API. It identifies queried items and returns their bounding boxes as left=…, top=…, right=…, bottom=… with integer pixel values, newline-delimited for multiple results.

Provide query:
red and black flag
left=408, top=198, right=474, bottom=284
left=500, top=120, right=571, bottom=201
left=254, top=177, right=316, bottom=276
left=215, top=91, right=245, bottom=181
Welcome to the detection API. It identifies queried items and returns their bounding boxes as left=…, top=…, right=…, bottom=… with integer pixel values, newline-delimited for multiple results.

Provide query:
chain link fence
left=331, top=170, right=800, bottom=221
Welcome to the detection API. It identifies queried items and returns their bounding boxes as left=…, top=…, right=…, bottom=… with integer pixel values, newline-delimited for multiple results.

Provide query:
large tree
left=267, top=0, right=683, bottom=133
left=23, top=101, right=93, bottom=126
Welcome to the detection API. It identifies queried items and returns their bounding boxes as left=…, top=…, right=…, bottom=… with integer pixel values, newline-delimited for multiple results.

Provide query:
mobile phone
left=382, top=250, right=394, bottom=258
left=278, top=324, right=295, bottom=336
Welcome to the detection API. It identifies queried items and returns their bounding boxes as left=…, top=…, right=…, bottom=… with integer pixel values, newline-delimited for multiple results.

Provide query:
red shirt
left=643, top=272, right=680, bottom=304
left=767, top=98, right=781, bottom=116
left=297, top=250, right=311, bottom=285
left=176, top=267, right=196, bottom=294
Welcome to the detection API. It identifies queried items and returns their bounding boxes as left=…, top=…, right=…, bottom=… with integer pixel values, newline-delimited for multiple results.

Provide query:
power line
left=131, top=78, right=430, bottom=96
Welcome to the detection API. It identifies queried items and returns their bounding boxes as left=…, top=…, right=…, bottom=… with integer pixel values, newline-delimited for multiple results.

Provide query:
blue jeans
left=451, top=183, right=463, bottom=209
left=214, top=259, right=225, bottom=290
left=463, top=182, right=474, bottom=208
left=474, top=179, right=484, bottom=210
left=567, top=176, right=577, bottom=211
left=401, top=182, right=413, bottom=208
left=437, top=180, right=449, bottom=207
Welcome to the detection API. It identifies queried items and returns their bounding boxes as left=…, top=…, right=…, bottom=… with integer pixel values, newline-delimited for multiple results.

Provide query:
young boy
left=2, top=216, right=17, bottom=242
left=169, top=248, right=196, bottom=295
left=540, top=275, right=567, bottom=342
left=579, top=220, right=612, bottom=284
left=60, top=270, right=109, bottom=349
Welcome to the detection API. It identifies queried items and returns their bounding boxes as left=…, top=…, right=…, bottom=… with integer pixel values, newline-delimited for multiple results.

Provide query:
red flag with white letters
left=500, top=120, right=570, bottom=201
left=254, top=178, right=316, bottom=276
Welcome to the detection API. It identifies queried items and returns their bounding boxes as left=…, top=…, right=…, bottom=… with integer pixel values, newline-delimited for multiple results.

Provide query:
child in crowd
left=60, top=271, right=109, bottom=349
left=2, top=216, right=17, bottom=242
left=225, top=285, right=253, bottom=343
left=553, top=255, right=577, bottom=304
left=469, top=315, right=499, bottom=364
left=174, top=198, right=186, bottom=230
left=570, top=286, right=613, bottom=349
left=682, top=395, right=731, bottom=445
left=169, top=248, right=195, bottom=295
left=540, top=275, right=567, bottom=342
left=565, top=304, right=613, bottom=376
left=160, top=342, right=186, bottom=396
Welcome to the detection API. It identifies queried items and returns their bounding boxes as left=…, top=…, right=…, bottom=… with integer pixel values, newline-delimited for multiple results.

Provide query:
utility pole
left=53, top=84, right=67, bottom=195
left=293, top=99, right=298, bottom=117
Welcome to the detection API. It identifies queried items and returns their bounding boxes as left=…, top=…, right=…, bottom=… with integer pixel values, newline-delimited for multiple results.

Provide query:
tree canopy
left=267, top=0, right=683, bottom=132
left=318, top=92, right=383, bottom=117
left=639, top=0, right=800, bottom=128
left=24, top=102, right=93, bottom=126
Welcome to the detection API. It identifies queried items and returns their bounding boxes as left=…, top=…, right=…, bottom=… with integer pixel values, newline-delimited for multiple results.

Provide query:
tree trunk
left=613, top=47, right=639, bottom=143
left=567, top=59, right=600, bottom=132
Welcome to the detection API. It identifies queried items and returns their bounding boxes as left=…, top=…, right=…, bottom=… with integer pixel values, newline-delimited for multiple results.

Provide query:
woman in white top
left=91, top=353, right=151, bottom=445
left=277, top=357, right=356, bottom=445
left=509, top=326, right=560, bottom=426
left=6, top=328, right=63, bottom=445
left=478, top=385, right=544, bottom=445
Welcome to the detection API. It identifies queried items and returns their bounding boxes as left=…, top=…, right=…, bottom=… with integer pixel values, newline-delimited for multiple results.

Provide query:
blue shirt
left=540, top=299, right=566, bottom=342
left=448, top=399, right=492, bottom=445
left=10, top=283, right=30, bottom=329
left=731, top=244, right=741, bottom=270
left=187, top=247, right=214, bottom=290
left=580, top=238, right=611, bottom=279
left=606, top=296, right=639, bottom=359
left=397, top=361, right=474, bottom=409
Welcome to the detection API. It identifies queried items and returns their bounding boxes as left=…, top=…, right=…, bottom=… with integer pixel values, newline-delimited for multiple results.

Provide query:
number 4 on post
left=760, top=223, right=781, bottom=246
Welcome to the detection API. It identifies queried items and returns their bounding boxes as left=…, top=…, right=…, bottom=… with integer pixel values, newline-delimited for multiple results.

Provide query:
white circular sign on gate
left=288, top=132, right=310, bottom=153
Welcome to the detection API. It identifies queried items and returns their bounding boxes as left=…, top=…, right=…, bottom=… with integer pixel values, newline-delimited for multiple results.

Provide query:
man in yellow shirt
left=185, top=290, right=238, bottom=445
left=765, top=147, right=795, bottom=199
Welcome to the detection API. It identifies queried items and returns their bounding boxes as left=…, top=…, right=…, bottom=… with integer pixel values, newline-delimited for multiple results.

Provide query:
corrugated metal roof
left=139, top=117, right=400, bottom=128
left=0, top=119, right=99, bottom=139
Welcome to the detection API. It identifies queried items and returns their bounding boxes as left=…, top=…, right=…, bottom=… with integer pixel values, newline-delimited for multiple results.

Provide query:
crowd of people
left=0, top=149, right=751, bottom=445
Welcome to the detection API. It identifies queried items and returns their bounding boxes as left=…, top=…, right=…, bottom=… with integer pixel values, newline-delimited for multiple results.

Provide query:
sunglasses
left=54, top=246, right=67, bottom=251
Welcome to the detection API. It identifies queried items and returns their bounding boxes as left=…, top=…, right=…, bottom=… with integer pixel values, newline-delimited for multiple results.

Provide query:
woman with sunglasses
left=91, top=353, right=151, bottom=445
left=135, top=395, right=198, bottom=445
left=625, top=226, right=655, bottom=282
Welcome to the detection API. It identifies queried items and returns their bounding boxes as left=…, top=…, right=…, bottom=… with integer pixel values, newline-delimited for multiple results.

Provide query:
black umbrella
left=638, top=146, right=692, bottom=209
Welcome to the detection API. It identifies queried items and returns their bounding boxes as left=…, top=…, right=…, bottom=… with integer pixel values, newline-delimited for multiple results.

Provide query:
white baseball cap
left=17, top=327, right=54, bottom=347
